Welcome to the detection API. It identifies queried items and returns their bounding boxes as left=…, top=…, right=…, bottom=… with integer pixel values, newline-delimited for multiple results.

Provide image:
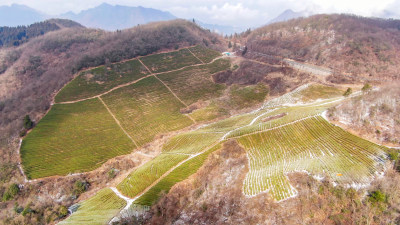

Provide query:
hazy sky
left=1, top=0, right=399, bottom=27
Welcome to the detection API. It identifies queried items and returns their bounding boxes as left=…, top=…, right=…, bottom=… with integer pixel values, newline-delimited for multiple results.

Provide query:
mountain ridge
left=60, top=3, right=177, bottom=30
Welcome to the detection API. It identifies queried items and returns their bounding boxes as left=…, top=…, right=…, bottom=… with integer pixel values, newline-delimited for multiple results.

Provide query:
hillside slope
left=0, top=19, right=222, bottom=158
left=245, top=14, right=400, bottom=81
left=0, top=19, right=82, bottom=47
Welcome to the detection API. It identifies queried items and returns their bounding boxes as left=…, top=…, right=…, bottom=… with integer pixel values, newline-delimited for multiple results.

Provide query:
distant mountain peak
left=268, top=9, right=309, bottom=24
left=60, top=4, right=176, bottom=30
left=0, top=4, right=46, bottom=26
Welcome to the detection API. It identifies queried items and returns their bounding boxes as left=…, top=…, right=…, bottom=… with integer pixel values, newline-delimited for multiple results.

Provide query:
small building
left=222, top=52, right=235, bottom=57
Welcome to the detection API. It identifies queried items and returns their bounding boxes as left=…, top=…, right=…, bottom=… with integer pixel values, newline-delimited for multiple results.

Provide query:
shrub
left=343, top=88, right=352, bottom=97
left=13, top=202, right=23, bottom=214
left=108, top=168, right=117, bottom=179
left=19, top=129, right=27, bottom=137
left=388, top=149, right=398, bottom=161
left=369, top=190, right=387, bottom=204
left=362, top=83, right=372, bottom=92
left=58, top=205, right=68, bottom=218
left=21, top=203, right=33, bottom=216
left=73, top=180, right=89, bottom=196
left=2, top=183, right=19, bottom=201
left=23, top=115, right=34, bottom=130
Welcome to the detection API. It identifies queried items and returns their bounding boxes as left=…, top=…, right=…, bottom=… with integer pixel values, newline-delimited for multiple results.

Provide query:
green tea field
left=20, top=98, right=135, bottom=179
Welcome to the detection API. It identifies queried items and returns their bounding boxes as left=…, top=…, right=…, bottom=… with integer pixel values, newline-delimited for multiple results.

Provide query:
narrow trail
left=113, top=141, right=219, bottom=204
left=56, top=74, right=154, bottom=104
left=98, top=96, right=139, bottom=148
left=187, top=48, right=204, bottom=64
left=106, top=95, right=336, bottom=220
left=106, top=142, right=219, bottom=224
left=220, top=109, right=278, bottom=141
left=137, top=58, right=153, bottom=74
left=78, top=85, right=360, bottom=223
left=138, top=58, right=197, bottom=123
left=56, top=56, right=225, bottom=105
left=16, top=139, right=29, bottom=183
left=110, top=187, right=135, bottom=211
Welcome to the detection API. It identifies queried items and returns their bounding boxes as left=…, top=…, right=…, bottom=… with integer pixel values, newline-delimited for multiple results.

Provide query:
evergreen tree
left=23, top=115, right=33, bottom=130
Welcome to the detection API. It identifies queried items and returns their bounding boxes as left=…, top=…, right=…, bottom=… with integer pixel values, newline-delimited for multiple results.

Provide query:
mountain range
left=60, top=3, right=176, bottom=30
left=0, top=3, right=308, bottom=34
left=0, top=3, right=175, bottom=31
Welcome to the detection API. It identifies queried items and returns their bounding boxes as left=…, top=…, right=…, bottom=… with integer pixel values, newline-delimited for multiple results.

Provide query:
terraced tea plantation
left=55, top=59, right=150, bottom=103
left=188, top=45, right=222, bottom=63
left=162, top=131, right=224, bottom=154
left=117, top=154, right=188, bottom=198
left=237, top=116, right=387, bottom=201
left=139, top=48, right=202, bottom=73
left=134, top=144, right=222, bottom=206
left=23, top=43, right=392, bottom=224
left=20, top=98, right=135, bottom=179
left=156, top=59, right=229, bottom=105
left=21, top=45, right=223, bottom=179
left=59, top=188, right=126, bottom=225
left=101, top=76, right=194, bottom=146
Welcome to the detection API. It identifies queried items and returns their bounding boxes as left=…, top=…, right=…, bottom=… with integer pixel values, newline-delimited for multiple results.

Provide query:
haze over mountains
left=0, top=3, right=310, bottom=34
left=0, top=4, right=46, bottom=27
left=0, top=3, right=176, bottom=31
left=60, top=3, right=176, bottom=30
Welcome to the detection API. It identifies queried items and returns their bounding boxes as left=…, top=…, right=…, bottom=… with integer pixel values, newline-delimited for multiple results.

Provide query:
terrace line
left=56, top=50, right=223, bottom=105
left=98, top=96, right=139, bottom=148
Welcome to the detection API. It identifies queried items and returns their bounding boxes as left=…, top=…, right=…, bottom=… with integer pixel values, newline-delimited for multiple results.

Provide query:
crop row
left=225, top=103, right=331, bottom=139
left=139, top=48, right=201, bottom=73
left=162, top=131, right=224, bottom=155
left=56, top=45, right=222, bottom=103
left=59, top=188, right=126, bottom=225
left=21, top=98, right=134, bottom=179
left=156, top=59, right=229, bottom=105
left=55, top=59, right=150, bottom=103
left=117, top=154, right=188, bottom=198
left=188, top=45, right=221, bottom=63
left=237, top=116, right=387, bottom=201
left=134, top=144, right=222, bottom=206
left=101, top=76, right=194, bottom=147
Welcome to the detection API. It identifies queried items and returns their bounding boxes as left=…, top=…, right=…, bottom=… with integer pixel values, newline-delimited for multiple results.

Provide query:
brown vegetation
left=246, top=14, right=400, bottom=81
left=0, top=19, right=224, bottom=224
left=134, top=141, right=400, bottom=225
left=213, top=59, right=312, bottom=95
left=328, top=82, right=400, bottom=146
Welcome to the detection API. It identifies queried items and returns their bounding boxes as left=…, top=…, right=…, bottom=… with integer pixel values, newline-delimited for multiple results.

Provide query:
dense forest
left=0, top=19, right=82, bottom=47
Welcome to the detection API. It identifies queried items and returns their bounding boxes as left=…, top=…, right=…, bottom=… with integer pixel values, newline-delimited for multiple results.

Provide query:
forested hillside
left=244, top=14, right=400, bottom=81
left=0, top=19, right=82, bottom=47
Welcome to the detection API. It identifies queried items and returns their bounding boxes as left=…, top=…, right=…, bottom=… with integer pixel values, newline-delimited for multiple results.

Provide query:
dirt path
left=57, top=74, right=154, bottom=104
left=187, top=48, right=205, bottom=64
left=137, top=58, right=197, bottom=123
left=98, top=96, right=139, bottom=148
left=56, top=56, right=224, bottom=105
left=109, top=143, right=219, bottom=217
